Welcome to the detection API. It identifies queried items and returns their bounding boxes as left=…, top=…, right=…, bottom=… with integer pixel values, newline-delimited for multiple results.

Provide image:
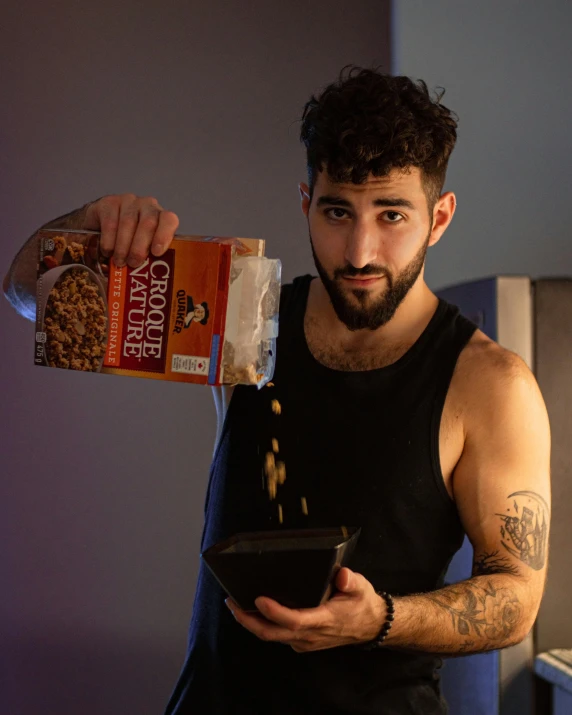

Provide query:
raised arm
left=3, top=202, right=95, bottom=320
left=3, top=194, right=234, bottom=456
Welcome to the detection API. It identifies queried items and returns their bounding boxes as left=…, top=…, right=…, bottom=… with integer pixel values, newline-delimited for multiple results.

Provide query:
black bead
left=361, top=591, right=396, bottom=650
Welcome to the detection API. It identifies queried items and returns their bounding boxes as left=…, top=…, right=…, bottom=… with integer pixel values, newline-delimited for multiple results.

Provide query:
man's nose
left=344, top=221, right=378, bottom=269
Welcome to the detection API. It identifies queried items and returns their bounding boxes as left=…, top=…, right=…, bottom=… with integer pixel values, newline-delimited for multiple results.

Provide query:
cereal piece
left=272, top=438, right=279, bottom=453
left=341, top=526, right=348, bottom=539
left=267, top=472, right=277, bottom=500
left=271, top=399, right=281, bottom=415
left=276, top=461, right=286, bottom=485
left=264, top=451, right=279, bottom=500
left=67, top=242, right=85, bottom=262
left=301, top=497, right=308, bottom=516
left=278, top=504, right=283, bottom=524
left=264, top=451, right=275, bottom=474
left=53, top=236, right=67, bottom=251
left=222, top=363, right=259, bottom=386
left=266, top=382, right=275, bottom=388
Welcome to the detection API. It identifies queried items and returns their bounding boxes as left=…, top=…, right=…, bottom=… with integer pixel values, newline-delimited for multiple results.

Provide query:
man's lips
left=341, top=275, right=384, bottom=286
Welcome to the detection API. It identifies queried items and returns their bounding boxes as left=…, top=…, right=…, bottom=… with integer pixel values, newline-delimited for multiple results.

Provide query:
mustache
left=334, top=264, right=386, bottom=279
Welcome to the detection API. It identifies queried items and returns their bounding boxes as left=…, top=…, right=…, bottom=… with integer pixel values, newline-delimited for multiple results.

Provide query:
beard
left=309, top=229, right=431, bottom=332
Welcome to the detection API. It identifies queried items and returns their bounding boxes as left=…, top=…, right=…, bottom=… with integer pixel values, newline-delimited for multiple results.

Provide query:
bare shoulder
left=452, top=329, right=546, bottom=431
left=457, top=328, right=532, bottom=383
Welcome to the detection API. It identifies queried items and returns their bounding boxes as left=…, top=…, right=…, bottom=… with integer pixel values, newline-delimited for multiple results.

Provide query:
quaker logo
left=173, top=290, right=210, bottom=334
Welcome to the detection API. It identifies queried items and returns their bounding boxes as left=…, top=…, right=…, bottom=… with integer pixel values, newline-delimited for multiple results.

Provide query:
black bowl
left=201, top=527, right=360, bottom=612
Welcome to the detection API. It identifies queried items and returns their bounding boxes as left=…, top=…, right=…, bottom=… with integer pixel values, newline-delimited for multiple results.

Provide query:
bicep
left=452, top=356, right=551, bottom=586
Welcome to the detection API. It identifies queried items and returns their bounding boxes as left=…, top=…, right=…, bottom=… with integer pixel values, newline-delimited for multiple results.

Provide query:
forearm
left=3, top=201, right=95, bottom=319
left=382, top=574, right=534, bottom=656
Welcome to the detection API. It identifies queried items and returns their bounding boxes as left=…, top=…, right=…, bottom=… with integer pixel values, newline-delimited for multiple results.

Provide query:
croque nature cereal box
left=35, top=229, right=281, bottom=387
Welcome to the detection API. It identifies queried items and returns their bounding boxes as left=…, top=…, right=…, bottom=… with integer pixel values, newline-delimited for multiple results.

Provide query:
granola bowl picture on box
left=37, top=264, right=109, bottom=372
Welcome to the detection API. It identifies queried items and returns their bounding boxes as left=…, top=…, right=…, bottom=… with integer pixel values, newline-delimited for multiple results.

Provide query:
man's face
left=301, top=167, right=443, bottom=331
left=194, top=305, right=206, bottom=322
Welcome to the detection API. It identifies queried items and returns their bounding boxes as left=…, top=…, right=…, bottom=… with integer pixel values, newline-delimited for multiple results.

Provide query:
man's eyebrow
left=316, top=195, right=416, bottom=210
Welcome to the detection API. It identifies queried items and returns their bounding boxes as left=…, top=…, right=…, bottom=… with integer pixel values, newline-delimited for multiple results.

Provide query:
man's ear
left=299, top=182, right=311, bottom=218
left=428, top=191, right=456, bottom=248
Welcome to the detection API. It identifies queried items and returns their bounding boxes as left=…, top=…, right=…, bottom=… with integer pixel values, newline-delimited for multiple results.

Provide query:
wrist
left=361, top=591, right=395, bottom=650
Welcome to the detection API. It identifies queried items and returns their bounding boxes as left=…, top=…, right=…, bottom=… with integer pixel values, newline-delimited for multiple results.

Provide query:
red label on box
left=111, top=251, right=175, bottom=372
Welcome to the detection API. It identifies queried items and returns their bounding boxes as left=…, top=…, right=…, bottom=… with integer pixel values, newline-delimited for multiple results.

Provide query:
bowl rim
left=201, top=526, right=361, bottom=558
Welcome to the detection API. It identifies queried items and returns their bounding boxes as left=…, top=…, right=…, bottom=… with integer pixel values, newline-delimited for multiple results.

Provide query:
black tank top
left=165, top=275, right=477, bottom=715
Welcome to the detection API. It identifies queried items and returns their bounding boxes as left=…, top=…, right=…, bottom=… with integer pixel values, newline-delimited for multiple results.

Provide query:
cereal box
left=35, top=229, right=281, bottom=386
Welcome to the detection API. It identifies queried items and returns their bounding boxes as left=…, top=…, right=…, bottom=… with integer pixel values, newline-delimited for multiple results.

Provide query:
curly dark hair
left=300, top=66, right=458, bottom=212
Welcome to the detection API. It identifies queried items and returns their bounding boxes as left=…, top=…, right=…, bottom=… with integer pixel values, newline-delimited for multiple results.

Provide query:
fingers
left=227, top=599, right=345, bottom=653
left=226, top=599, right=296, bottom=643
left=226, top=595, right=367, bottom=652
left=336, top=567, right=353, bottom=592
left=97, top=197, right=121, bottom=258
left=115, top=196, right=140, bottom=267
left=90, top=193, right=179, bottom=268
left=254, top=597, right=330, bottom=630
left=335, top=567, right=369, bottom=595
left=151, top=209, right=179, bottom=256
left=127, top=199, right=161, bottom=268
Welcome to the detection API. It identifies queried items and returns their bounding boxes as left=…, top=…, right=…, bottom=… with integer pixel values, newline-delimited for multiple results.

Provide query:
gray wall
left=393, top=0, right=572, bottom=290
left=0, top=2, right=390, bottom=713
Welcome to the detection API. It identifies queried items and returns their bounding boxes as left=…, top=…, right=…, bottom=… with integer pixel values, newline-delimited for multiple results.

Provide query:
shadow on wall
left=0, top=629, right=181, bottom=715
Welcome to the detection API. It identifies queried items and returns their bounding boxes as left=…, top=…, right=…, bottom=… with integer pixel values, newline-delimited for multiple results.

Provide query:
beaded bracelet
left=362, top=591, right=395, bottom=650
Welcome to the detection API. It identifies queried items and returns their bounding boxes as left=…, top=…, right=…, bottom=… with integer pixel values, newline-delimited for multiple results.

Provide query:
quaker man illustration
left=184, top=296, right=210, bottom=328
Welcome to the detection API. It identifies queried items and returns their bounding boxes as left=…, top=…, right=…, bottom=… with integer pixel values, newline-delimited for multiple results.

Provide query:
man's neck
left=306, top=277, right=438, bottom=356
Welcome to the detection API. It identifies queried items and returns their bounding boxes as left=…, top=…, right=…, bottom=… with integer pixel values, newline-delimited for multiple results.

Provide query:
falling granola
left=276, top=461, right=286, bottom=485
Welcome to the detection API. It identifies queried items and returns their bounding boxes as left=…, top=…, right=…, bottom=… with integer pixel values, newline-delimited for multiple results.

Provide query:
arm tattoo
left=424, top=580, right=522, bottom=642
left=495, top=491, right=549, bottom=571
left=472, top=551, right=519, bottom=577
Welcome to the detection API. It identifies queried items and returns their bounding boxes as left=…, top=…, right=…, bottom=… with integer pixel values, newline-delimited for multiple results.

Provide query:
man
left=3, top=67, right=551, bottom=714
left=184, top=297, right=209, bottom=327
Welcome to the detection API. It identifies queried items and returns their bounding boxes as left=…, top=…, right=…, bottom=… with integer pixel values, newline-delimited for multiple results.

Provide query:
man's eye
left=326, top=207, right=348, bottom=218
left=384, top=211, right=404, bottom=223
